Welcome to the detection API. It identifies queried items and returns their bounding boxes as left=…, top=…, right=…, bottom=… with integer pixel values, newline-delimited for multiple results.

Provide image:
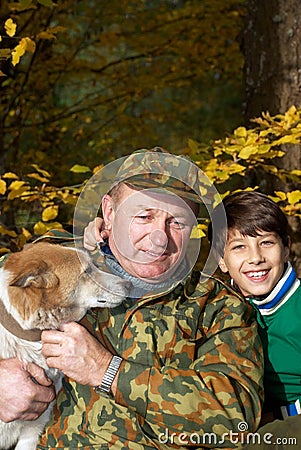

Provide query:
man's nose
left=247, top=246, right=265, bottom=264
left=149, top=228, right=168, bottom=248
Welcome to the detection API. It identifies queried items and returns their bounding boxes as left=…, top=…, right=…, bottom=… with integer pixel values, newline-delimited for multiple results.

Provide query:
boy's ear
left=218, top=257, right=229, bottom=273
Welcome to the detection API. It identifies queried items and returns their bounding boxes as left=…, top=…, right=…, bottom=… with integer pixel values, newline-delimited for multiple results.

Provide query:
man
left=0, top=148, right=263, bottom=449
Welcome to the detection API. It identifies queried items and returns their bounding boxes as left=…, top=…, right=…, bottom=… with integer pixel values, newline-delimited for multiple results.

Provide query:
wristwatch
left=94, top=355, right=123, bottom=398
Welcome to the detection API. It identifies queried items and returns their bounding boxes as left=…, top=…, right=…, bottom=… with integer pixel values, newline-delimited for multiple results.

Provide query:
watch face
left=94, top=386, right=113, bottom=398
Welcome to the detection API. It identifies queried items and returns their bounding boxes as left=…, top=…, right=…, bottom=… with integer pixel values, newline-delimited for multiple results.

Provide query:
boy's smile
left=218, top=228, right=290, bottom=297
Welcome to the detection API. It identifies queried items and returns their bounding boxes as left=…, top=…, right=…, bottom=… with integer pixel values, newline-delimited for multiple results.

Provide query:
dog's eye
left=84, top=265, right=93, bottom=275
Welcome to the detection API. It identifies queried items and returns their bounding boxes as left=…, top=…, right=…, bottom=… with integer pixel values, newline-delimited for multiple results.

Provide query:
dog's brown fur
left=0, top=242, right=130, bottom=450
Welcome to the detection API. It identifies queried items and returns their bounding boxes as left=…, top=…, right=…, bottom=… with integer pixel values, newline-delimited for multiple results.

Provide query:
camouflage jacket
left=33, top=233, right=263, bottom=450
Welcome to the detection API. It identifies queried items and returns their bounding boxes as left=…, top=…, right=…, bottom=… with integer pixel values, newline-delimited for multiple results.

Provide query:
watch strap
left=94, top=355, right=123, bottom=396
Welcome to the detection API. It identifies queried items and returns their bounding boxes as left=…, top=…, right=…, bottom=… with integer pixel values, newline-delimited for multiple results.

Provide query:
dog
left=0, top=241, right=130, bottom=450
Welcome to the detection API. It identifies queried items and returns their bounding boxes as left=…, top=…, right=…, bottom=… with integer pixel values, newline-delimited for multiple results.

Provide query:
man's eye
left=135, top=215, right=152, bottom=221
left=168, top=219, right=186, bottom=229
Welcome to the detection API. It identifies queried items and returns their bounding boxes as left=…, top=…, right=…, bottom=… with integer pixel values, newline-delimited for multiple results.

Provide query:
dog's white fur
left=0, top=242, right=129, bottom=450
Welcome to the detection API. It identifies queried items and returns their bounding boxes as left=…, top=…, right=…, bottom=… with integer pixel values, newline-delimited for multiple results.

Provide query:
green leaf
left=37, top=0, right=57, bottom=7
left=70, top=164, right=91, bottom=173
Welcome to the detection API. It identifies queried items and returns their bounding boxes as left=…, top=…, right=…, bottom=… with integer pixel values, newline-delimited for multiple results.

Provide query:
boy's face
left=218, top=228, right=290, bottom=297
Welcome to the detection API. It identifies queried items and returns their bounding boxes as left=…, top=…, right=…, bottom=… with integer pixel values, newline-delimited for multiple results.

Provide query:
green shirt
left=257, top=282, right=301, bottom=406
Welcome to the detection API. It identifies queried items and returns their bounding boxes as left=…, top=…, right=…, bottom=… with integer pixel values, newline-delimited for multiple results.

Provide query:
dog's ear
left=9, top=261, right=59, bottom=289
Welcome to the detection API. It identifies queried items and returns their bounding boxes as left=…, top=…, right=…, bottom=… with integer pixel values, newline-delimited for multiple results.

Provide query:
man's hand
left=42, top=323, right=113, bottom=388
left=83, top=217, right=108, bottom=251
left=0, top=358, right=55, bottom=423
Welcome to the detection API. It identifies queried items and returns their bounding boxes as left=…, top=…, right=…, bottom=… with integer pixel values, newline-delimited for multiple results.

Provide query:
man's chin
left=133, top=265, right=178, bottom=284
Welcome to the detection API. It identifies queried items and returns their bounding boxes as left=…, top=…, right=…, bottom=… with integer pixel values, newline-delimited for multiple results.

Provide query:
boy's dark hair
left=208, top=191, right=289, bottom=257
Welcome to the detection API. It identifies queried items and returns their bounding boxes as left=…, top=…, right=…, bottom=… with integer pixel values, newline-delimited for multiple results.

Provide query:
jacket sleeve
left=114, top=279, right=264, bottom=448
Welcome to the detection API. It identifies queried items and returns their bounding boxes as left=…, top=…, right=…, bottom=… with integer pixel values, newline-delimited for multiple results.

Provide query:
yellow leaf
left=33, top=221, right=48, bottom=235
left=42, top=205, right=59, bottom=222
left=238, top=146, right=258, bottom=159
left=0, top=225, right=17, bottom=237
left=7, top=187, right=30, bottom=200
left=21, top=227, right=32, bottom=240
left=213, top=191, right=230, bottom=208
left=227, top=163, right=246, bottom=174
left=273, top=135, right=301, bottom=146
left=31, top=164, right=51, bottom=178
left=93, top=164, right=104, bottom=174
left=290, top=170, right=301, bottom=176
left=269, top=195, right=281, bottom=204
left=8, top=180, right=26, bottom=190
left=190, top=224, right=206, bottom=239
left=287, top=190, right=301, bottom=205
left=37, top=26, right=66, bottom=40
left=5, top=19, right=17, bottom=37
left=11, top=43, right=25, bottom=66
left=34, top=221, right=63, bottom=235
left=234, top=127, right=247, bottom=138
left=11, top=37, right=36, bottom=66
left=274, top=191, right=287, bottom=201
left=27, top=173, right=50, bottom=183
left=2, top=172, right=19, bottom=179
left=188, top=138, right=200, bottom=154
left=0, top=179, right=6, bottom=194
left=23, top=37, right=36, bottom=53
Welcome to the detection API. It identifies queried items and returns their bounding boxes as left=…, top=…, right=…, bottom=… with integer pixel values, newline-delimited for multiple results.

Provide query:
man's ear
left=218, top=257, right=229, bottom=273
left=102, top=194, right=115, bottom=230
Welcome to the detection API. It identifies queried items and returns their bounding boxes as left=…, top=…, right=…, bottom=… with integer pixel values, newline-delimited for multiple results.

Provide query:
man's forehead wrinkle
left=121, top=201, right=193, bottom=218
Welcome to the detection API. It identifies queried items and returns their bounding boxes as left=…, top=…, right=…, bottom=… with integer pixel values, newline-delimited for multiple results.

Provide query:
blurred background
left=0, top=0, right=300, bottom=272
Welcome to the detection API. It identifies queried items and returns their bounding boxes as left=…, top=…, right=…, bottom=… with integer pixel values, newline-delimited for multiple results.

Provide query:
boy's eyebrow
left=227, top=236, right=245, bottom=245
left=227, top=231, right=277, bottom=245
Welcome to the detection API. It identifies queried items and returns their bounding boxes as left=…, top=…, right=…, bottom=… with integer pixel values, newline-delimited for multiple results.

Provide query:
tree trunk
left=241, top=0, right=301, bottom=275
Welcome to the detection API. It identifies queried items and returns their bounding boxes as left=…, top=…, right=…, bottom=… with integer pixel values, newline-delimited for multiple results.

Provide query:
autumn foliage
left=0, top=1, right=300, bottom=270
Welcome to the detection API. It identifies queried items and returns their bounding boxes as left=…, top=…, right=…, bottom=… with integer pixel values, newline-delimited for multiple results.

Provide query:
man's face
left=102, top=184, right=198, bottom=282
left=218, top=228, right=290, bottom=297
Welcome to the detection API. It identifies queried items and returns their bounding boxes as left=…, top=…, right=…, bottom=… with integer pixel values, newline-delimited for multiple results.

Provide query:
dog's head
left=0, top=242, right=130, bottom=330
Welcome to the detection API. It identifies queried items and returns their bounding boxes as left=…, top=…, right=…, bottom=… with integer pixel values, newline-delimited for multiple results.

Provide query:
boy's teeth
left=248, top=271, right=267, bottom=278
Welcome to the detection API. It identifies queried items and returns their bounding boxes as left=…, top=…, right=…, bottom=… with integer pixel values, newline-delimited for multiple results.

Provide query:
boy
left=209, top=190, right=301, bottom=422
